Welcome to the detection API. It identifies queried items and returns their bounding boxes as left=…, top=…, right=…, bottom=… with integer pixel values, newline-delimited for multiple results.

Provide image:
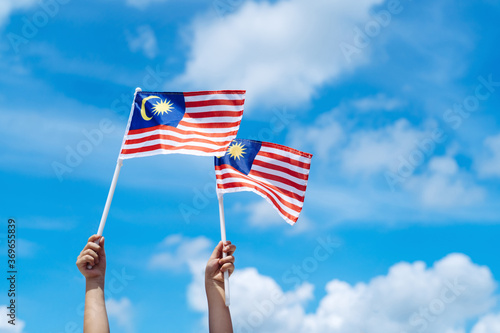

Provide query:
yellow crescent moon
left=141, top=96, right=161, bottom=121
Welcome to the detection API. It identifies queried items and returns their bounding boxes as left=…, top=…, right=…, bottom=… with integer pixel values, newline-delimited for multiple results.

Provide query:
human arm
left=205, top=241, right=236, bottom=333
left=76, top=234, right=110, bottom=333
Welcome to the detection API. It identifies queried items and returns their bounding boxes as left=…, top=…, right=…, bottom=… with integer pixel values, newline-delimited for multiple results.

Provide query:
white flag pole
left=217, top=193, right=230, bottom=307
left=87, top=87, right=141, bottom=269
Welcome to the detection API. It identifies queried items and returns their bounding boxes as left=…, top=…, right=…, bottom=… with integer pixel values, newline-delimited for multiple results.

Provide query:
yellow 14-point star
left=228, top=142, right=246, bottom=160
left=152, top=99, right=174, bottom=116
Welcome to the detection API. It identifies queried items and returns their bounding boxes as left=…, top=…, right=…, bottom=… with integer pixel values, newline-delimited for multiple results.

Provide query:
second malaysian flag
left=120, top=90, right=246, bottom=158
left=215, top=139, right=312, bottom=225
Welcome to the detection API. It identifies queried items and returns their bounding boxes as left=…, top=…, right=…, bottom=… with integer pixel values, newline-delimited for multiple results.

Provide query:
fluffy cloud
left=106, top=297, right=135, bottom=333
left=287, top=108, right=344, bottom=161
left=172, top=0, right=384, bottom=109
left=126, top=25, right=158, bottom=59
left=242, top=200, right=284, bottom=228
left=188, top=253, right=496, bottom=333
left=477, top=133, right=500, bottom=178
left=0, top=305, right=25, bottom=332
left=406, top=156, right=485, bottom=208
left=471, top=313, right=500, bottom=333
left=148, top=234, right=212, bottom=272
left=341, top=119, right=429, bottom=176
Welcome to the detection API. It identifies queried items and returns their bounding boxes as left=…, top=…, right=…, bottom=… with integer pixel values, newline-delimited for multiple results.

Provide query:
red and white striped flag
left=215, top=139, right=312, bottom=225
left=120, top=90, right=246, bottom=158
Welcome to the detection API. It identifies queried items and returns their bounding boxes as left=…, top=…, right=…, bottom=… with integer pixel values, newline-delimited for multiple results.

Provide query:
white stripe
left=181, top=115, right=242, bottom=124
left=254, top=155, right=310, bottom=175
left=176, top=124, right=240, bottom=133
left=259, top=145, right=312, bottom=165
left=184, top=93, right=245, bottom=102
left=251, top=164, right=307, bottom=186
left=185, top=105, right=244, bottom=113
left=215, top=175, right=301, bottom=216
left=125, top=129, right=233, bottom=143
left=123, top=138, right=223, bottom=151
left=120, top=148, right=226, bottom=159
left=215, top=169, right=304, bottom=207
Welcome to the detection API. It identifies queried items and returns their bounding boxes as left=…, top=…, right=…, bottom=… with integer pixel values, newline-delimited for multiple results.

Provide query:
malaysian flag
left=215, top=139, right=312, bottom=225
left=120, top=90, right=246, bottom=158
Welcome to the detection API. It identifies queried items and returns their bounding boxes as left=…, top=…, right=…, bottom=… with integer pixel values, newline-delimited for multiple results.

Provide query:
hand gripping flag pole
left=217, top=193, right=231, bottom=307
left=87, top=87, right=142, bottom=269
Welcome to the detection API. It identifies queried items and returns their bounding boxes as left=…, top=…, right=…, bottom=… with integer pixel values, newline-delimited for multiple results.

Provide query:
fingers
left=219, top=254, right=235, bottom=275
left=87, top=234, right=101, bottom=244
left=219, top=254, right=234, bottom=264
left=77, top=235, right=103, bottom=268
left=83, top=248, right=99, bottom=264
left=222, top=242, right=236, bottom=256
left=220, top=262, right=235, bottom=276
left=76, top=253, right=96, bottom=267
left=82, top=241, right=101, bottom=254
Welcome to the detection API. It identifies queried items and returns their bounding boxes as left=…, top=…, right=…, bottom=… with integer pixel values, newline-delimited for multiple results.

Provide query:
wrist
left=86, top=276, right=105, bottom=289
left=205, top=278, right=224, bottom=292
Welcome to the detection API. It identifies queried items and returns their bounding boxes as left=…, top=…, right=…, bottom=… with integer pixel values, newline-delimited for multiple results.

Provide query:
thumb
left=209, top=241, right=223, bottom=260
left=99, top=236, right=106, bottom=257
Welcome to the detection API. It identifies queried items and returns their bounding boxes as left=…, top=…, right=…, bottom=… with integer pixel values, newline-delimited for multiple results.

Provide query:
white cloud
left=106, top=297, right=134, bottom=333
left=172, top=0, right=383, bottom=109
left=351, top=93, right=406, bottom=112
left=187, top=253, right=496, bottom=333
left=0, top=305, right=25, bottom=332
left=287, top=108, right=344, bottom=161
left=147, top=235, right=214, bottom=315
left=0, top=0, right=38, bottom=27
left=341, top=119, right=428, bottom=176
left=148, top=234, right=212, bottom=272
left=245, top=200, right=284, bottom=228
left=126, top=25, right=159, bottom=59
left=477, top=133, right=500, bottom=178
left=406, top=156, right=485, bottom=209
left=471, top=313, right=500, bottom=333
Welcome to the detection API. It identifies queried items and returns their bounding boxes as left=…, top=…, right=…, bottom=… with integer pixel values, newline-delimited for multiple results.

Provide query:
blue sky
left=1, top=0, right=500, bottom=332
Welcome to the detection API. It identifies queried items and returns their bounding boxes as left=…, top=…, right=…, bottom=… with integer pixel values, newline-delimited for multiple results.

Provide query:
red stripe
left=178, top=120, right=241, bottom=129
left=184, top=110, right=243, bottom=119
left=248, top=169, right=307, bottom=193
left=216, top=180, right=298, bottom=223
left=215, top=165, right=303, bottom=211
left=127, top=125, right=238, bottom=138
left=261, top=141, right=313, bottom=159
left=183, top=90, right=246, bottom=97
left=252, top=159, right=309, bottom=181
left=121, top=144, right=226, bottom=155
left=125, top=133, right=232, bottom=146
left=258, top=151, right=311, bottom=170
left=185, top=99, right=245, bottom=108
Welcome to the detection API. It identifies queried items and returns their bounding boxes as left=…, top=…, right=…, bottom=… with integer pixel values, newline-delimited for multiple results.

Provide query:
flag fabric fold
left=215, top=139, right=312, bottom=225
left=120, top=90, right=246, bottom=159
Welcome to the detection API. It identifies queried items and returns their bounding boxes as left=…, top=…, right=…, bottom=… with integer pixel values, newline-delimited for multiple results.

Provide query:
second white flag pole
left=217, top=193, right=231, bottom=307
